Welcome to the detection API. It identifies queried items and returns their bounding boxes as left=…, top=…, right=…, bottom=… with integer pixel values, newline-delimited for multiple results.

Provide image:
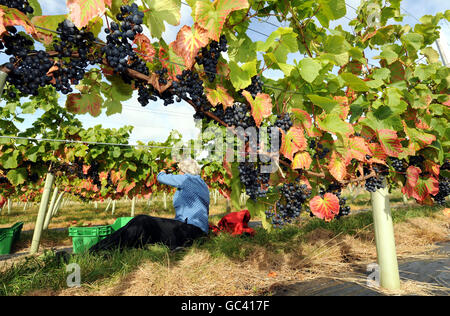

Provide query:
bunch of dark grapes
left=156, top=68, right=168, bottom=85
left=432, top=176, right=449, bottom=205
left=0, top=176, right=10, bottom=184
left=243, top=75, right=263, bottom=97
left=51, top=20, right=99, bottom=94
left=238, top=162, right=269, bottom=200
left=102, top=4, right=145, bottom=74
left=173, top=69, right=207, bottom=109
left=408, top=155, right=425, bottom=168
left=310, top=140, right=330, bottom=159
left=195, top=34, right=227, bottom=82
left=364, top=165, right=386, bottom=192
left=274, top=113, right=293, bottom=132
left=218, top=103, right=255, bottom=129
left=390, top=157, right=406, bottom=173
left=136, top=82, right=157, bottom=107
left=266, top=183, right=310, bottom=228
left=0, top=0, right=34, bottom=14
left=2, top=28, right=53, bottom=96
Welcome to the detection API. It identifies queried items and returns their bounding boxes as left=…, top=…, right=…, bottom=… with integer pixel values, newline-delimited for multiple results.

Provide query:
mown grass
left=0, top=200, right=446, bottom=296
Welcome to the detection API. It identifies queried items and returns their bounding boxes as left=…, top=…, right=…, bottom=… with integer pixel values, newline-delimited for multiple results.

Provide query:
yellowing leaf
left=292, top=151, right=312, bottom=170
left=242, top=91, right=272, bottom=127
left=344, top=136, right=371, bottom=163
left=328, top=151, right=347, bottom=182
left=377, top=129, right=403, bottom=157
left=171, top=24, right=210, bottom=69
left=206, top=85, right=234, bottom=109
left=280, top=126, right=307, bottom=161
left=190, top=0, right=249, bottom=41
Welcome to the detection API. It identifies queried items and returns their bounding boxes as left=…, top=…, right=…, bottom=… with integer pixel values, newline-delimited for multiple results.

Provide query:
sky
left=1, top=0, right=449, bottom=144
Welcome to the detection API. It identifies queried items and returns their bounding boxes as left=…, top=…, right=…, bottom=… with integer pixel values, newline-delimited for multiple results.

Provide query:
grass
left=0, top=191, right=448, bottom=296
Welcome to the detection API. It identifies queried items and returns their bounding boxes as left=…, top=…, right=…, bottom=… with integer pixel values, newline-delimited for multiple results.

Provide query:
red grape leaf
left=328, top=151, right=347, bottom=182
left=242, top=91, right=272, bottom=127
left=66, top=93, right=102, bottom=117
left=291, top=108, right=312, bottom=129
left=309, top=193, right=340, bottom=222
left=133, top=34, right=156, bottom=62
left=377, top=129, right=403, bottom=157
left=367, top=142, right=387, bottom=165
left=191, top=0, right=249, bottom=41
left=333, top=96, right=350, bottom=120
left=171, top=23, right=210, bottom=69
left=206, top=85, right=234, bottom=109
left=405, top=166, right=421, bottom=187
left=344, top=136, right=371, bottom=163
left=0, top=5, right=36, bottom=36
left=161, top=45, right=185, bottom=81
left=280, top=126, right=307, bottom=161
left=292, top=151, right=312, bottom=170
left=67, top=0, right=108, bottom=28
left=424, top=160, right=440, bottom=178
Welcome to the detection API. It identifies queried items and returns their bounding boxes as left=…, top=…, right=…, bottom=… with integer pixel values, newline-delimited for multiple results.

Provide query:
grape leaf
left=133, top=34, right=156, bottom=62
left=142, top=0, right=181, bottom=39
left=242, top=91, right=272, bottom=128
left=309, top=193, right=340, bottom=222
left=298, top=58, right=321, bottom=83
left=0, top=5, right=36, bottom=35
left=206, top=85, right=234, bottom=109
left=229, top=59, right=257, bottom=90
left=280, top=126, right=307, bottom=161
left=67, top=0, right=108, bottom=28
left=172, top=24, right=210, bottom=69
left=328, top=150, right=347, bottom=182
left=188, top=0, right=249, bottom=41
left=377, top=129, right=403, bottom=157
left=66, top=93, right=103, bottom=117
left=292, top=151, right=312, bottom=170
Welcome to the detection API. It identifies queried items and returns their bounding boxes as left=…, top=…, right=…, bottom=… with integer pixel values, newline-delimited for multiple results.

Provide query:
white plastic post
left=112, top=200, right=116, bottom=215
left=43, top=187, right=59, bottom=230
left=52, top=191, right=65, bottom=217
left=163, top=192, right=167, bottom=210
left=30, top=173, right=55, bottom=254
left=370, top=181, right=401, bottom=290
left=131, top=196, right=136, bottom=217
left=0, top=70, right=8, bottom=97
left=7, top=198, right=12, bottom=214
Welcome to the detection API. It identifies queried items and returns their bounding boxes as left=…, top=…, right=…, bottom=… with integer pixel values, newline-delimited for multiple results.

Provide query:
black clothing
left=89, top=214, right=206, bottom=253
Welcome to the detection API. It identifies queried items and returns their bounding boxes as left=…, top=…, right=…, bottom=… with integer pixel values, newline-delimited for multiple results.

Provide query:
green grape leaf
left=142, top=0, right=181, bottom=39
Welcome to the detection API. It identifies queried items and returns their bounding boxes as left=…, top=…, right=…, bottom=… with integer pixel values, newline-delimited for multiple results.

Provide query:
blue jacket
left=156, top=172, right=210, bottom=233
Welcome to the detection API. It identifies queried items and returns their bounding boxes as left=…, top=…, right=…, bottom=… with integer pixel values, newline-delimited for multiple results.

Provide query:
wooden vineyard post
left=30, top=173, right=55, bottom=254
left=370, top=180, right=401, bottom=290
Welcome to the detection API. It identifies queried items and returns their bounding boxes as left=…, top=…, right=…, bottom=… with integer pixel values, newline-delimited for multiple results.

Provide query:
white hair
left=179, top=158, right=201, bottom=175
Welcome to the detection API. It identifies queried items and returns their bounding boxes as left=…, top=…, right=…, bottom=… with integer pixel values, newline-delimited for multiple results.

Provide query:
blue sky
left=1, top=0, right=449, bottom=143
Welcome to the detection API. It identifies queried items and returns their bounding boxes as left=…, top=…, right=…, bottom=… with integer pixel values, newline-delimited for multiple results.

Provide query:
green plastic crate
left=69, top=217, right=134, bottom=253
left=111, top=217, right=133, bottom=232
left=69, top=225, right=113, bottom=254
left=0, top=222, right=24, bottom=255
